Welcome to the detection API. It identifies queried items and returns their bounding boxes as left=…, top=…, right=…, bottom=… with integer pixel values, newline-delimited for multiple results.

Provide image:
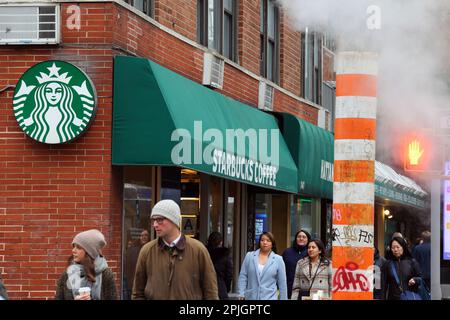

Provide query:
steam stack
left=332, top=51, right=378, bottom=300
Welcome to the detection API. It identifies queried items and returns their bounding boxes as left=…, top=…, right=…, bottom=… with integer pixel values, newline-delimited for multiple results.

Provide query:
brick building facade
left=0, top=0, right=329, bottom=299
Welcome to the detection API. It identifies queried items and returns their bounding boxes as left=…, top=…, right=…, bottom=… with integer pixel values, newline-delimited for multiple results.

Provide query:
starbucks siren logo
left=13, top=61, right=97, bottom=144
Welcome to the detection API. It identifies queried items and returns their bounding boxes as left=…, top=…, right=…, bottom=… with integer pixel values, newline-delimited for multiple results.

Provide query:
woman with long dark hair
left=238, top=232, right=287, bottom=300
left=282, top=230, right=311, bottom=298
left=291, top=238, right=332, bottom=300
left=55, top=229, right=118, bottom=300
left=382, top=237, right=422, bottom=300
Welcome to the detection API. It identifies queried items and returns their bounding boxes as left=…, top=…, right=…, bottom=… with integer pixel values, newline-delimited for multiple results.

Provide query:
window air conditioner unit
left=327, top=112, right=333, bottom=132
left=258, top=81, right=274, bottom=111
left=318, top=109, right=326, bottom=129
left=202, top=52, right=224, bottom=89
left=0, top=4, right=60, bottom=45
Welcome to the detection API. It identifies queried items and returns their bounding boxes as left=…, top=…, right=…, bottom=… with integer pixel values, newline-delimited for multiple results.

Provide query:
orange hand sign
left=408, top=140, right=424, bottom=165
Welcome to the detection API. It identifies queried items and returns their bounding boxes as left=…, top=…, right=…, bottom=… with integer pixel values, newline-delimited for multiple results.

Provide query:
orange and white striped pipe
left=332, top=52, right=378, bottom=300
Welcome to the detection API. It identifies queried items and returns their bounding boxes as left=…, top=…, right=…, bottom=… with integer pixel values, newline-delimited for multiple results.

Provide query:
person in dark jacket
left=382, top=237, right=422, bottom=300
left=55, top=229, right=118, bottom=300
left=282, top=229, right=311, bottom=298
left=206, top=231, right=233, bottom=300
left=374, top=246, right=386, bottom=300
left=123, top=229, right=150, bottom=299
left=412, top=230, right=431, bottom=289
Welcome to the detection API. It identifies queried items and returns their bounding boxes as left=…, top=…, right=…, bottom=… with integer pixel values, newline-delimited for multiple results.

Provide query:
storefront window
left=290, top=196, right=313, bottom=243
left=254, top=193, right=272, bottom=244
left=290, top=197, right=300, bottom=244
left=122, top=167, right=154, bottom=300
left=161, top=167, right=181, bottom=202
left=224, top=181, right=236, bottom=249
left=180, top=169, right=200, bottom=238
left=208, top=176, right=223, bottom=235
left=324, top=200, right=333, bottom=252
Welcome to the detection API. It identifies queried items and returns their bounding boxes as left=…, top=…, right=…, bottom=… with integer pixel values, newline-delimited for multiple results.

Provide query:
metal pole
left=431, top=178, right=442, bottom=300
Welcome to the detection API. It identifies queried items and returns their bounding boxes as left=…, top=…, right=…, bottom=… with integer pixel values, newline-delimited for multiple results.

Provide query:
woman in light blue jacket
left=238, top=232, right=288, bottom=300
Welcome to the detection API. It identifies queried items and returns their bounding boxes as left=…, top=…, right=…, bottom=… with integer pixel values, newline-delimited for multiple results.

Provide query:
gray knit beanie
left=150, top=199, right=181, bottom=229
left=72, top=229, right=106, bottom=259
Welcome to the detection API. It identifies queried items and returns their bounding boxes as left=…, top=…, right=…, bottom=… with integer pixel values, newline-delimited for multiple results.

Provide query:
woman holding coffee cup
left=55, top=229, right=118, bottom=300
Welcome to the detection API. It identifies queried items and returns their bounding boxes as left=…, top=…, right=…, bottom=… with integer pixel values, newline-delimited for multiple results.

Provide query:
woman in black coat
left=281, top=229, right=311, bottom=298
left=382, top=237, right=422, bottom=300
left=207, top=232, right=233, bottom=300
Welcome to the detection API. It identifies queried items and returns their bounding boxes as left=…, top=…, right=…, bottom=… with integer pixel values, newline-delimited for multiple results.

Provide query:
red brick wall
left=0, top=1, right=320, bottom=299
left=273, top=91, right=318, bottom=124
left=220, top=65, right=259, bottom=107
left=238, top=0, right=261, bottom=75
left=0, top=3, right=120, bottom=300
left=279, top=11, right=302, bottom=96
left=112, top=4, right=204, bottom=82
left=155, top=0, right=198, bottom=42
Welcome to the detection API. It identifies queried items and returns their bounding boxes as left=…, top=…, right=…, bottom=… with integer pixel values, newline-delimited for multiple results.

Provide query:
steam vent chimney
left=332, top=51, right=378, bottom=300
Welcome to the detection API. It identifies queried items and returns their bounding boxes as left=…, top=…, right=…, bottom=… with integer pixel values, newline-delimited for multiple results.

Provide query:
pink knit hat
left=72, top=229, right=106, bottom=259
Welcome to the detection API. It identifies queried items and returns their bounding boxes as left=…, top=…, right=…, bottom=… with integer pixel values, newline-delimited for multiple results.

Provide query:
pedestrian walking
left=374, top=245, right=387, bottom=300
left=55, top=229, right=118, bottom=300
left=412, top=231, right=431, bottom=289
left=282, top=229, right=311, bottom=298
left=132, top=199, right=218, bottom=300
left=237, top=231, right=287, bottom=300
left=382, top=237, right=422, bottom=300
left=291, top=239, right=332, bottom=300
left=206, top=231, right=233, bottom=300
left=123, top=229, right=150, bottom=299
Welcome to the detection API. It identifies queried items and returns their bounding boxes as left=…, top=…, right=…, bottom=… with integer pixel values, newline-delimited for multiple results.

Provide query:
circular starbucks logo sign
left=13, top=60, right=97, bottom=144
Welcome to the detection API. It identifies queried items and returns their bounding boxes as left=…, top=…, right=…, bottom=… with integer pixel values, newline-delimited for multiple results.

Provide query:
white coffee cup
left=78, top=287, right=91, bottom=296
left=317, top=290, right=323, bottom=298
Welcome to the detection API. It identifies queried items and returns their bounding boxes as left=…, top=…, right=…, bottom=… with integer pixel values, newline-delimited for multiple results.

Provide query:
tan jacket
left=132, top=235, right=219, bottom=300
left=291, top=257, right=332, bottom=300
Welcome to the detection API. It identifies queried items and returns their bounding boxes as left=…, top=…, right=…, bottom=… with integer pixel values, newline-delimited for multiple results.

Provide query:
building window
left=254, top=193, right=272, bottom=245
left=321, top=32, right=336, bottom=131
left=122, top=166, right=155, bottom=300
left=124, top=0, right=153, bottom=17
left=260, top=0, right=279, bottom=83
left=198, top=0, right=237, bottom=61
left=302, top=28, right=322, bottom=104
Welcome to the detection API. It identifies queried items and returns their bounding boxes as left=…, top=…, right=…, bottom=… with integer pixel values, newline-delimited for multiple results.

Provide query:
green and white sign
left=13, top=60, right=97, bottom=144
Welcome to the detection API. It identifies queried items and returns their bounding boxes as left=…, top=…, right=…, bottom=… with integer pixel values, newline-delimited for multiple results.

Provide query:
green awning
left=112, top=56, right=298, bottom=193
left=375, top=161, right=428, bottom=209
left=275, top=112, right=334, bottom=199
left=275, top=112, right=428, bottom=208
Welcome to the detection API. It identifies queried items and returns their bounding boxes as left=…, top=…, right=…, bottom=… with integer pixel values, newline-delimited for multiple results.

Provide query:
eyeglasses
left=151, top=217, right=166, bottom=225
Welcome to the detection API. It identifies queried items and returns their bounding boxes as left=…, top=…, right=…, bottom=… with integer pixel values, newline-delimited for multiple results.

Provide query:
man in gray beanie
left=132, top=199, right=218, bottom=300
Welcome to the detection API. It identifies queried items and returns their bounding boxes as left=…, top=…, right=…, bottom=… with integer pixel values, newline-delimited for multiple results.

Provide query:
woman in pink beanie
left=55, top=229, right=118, bottom=300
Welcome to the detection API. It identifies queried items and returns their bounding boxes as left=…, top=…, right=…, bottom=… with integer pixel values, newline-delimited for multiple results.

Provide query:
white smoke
left=278, top=0, right=450, bottom=173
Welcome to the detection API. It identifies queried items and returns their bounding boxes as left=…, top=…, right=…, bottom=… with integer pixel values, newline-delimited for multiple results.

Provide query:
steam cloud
left=278, top=0, right=450, bottom=176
